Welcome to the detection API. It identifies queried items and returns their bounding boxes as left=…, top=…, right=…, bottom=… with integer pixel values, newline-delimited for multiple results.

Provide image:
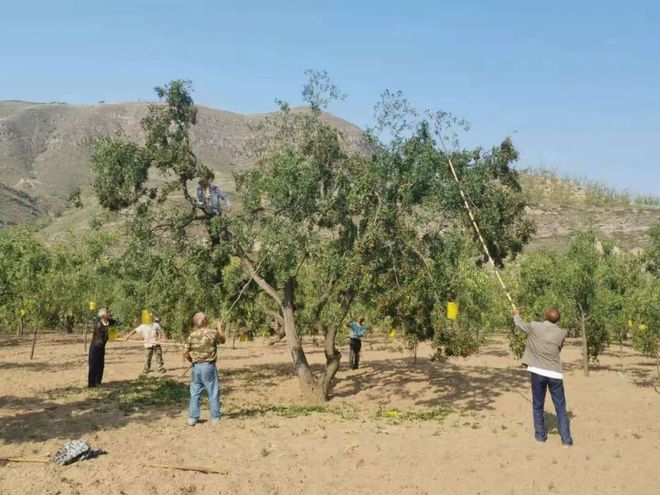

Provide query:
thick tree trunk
left=580, top=307, right=589, bottom=377
left=241, top=256, right=326, bottom=400
left=320, top=324, right=341, bottom=399
left=281, top=278, right=322, bottom=400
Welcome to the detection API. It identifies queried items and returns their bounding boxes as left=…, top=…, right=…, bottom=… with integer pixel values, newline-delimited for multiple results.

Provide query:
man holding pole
left=123, top=316, right=166, bottom=374
left=513, top=307, right=573, bottom=447
left=183, top=313, right=226, bottom=426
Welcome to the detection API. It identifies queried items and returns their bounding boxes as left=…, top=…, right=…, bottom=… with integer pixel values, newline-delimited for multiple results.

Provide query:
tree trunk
left=320, top=324, right=341, bottom=399
left=83, top=321, right=89, bottom=352
left=282, top=278, right=322, bottom=400
left=580, top=307, right=589, bottom=377
left=30, top=319, right=38, bottom=360
left=241, top=256, right=324, bottom=400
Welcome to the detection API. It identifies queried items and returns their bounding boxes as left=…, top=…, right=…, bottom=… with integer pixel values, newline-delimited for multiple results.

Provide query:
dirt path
left=1, top=333, right=658, bottom=494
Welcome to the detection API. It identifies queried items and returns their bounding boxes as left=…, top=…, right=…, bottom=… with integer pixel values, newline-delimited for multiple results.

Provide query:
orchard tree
left=90, top=75, right=534, bottom=400
left=516, top=231, right=644, bottom=376
left=646, top=224, right=660, bottom=275
left=0, top=228, right=51, bottom=335
left=631, top=280, right=659, bottom=380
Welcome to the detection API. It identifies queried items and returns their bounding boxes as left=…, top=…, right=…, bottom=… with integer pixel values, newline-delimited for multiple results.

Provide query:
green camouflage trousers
left=144, top=345, right=165, bottom=372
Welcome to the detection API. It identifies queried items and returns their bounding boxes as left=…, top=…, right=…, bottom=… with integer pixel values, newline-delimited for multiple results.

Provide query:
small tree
left=516, top=232, right=644, bottom=376
left=630, top=280, right=660, bottom=380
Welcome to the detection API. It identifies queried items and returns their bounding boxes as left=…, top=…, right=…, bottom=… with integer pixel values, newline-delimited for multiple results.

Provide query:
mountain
left=0, top=100, right=367, bottom=221
left=0, top=100, right=658, bottom=250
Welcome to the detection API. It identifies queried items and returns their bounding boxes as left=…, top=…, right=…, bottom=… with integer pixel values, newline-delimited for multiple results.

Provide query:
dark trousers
left=531, top=372, right=573, bottom=445
left=88, top=345, right=106, bottom=388
left=349, top=338, right=362, bottom=369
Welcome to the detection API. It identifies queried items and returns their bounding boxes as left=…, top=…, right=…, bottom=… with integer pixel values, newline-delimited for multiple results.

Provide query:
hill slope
left=0, top=100, right=657, bottom=250
left=0, top=100, right=366, bottom=215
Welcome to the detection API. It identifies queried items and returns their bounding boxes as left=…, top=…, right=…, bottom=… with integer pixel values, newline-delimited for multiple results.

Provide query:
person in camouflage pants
left=124, top=317, right=166, bottom=374
left=183, top=312, right=226, bottom=426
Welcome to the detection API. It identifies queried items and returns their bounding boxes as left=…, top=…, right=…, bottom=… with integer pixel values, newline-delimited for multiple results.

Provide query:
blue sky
left=1, top=0, right=659, bottom=195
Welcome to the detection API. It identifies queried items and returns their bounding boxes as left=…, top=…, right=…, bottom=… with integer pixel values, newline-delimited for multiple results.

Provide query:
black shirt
left=91, top=319, right=116, bottom=348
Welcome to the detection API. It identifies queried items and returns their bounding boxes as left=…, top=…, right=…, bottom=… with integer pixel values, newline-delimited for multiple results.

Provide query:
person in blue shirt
left=346, top=318, right=366, bottom=369
left=196, top=176, right=230, bottom=215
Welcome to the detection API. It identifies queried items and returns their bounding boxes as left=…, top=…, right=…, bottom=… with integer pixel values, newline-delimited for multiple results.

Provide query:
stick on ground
left=146, top=463, right=227, bottom=475
left=0, top=457, right=49, bottom=466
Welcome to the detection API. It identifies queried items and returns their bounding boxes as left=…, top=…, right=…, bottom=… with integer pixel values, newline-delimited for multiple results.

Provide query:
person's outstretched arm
left=512, top=309, right=531, bottom=335
left=216, top=322, right=227, bottom=344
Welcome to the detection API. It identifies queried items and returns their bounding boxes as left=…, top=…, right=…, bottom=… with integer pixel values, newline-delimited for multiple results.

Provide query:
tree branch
left=241, top=255, right=282, bottom=307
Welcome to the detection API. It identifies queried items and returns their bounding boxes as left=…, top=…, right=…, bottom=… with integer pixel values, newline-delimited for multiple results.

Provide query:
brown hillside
left=0, top=100, right=366, bottom=216
left=0, top=101, right=657, bottom=250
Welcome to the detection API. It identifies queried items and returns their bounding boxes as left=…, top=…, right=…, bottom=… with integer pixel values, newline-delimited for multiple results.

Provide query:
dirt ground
left=0, top=331, right=658, bottom=495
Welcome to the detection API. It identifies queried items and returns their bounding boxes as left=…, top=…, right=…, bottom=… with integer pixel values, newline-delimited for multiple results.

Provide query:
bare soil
left=1, top=332, right=658, bottom=494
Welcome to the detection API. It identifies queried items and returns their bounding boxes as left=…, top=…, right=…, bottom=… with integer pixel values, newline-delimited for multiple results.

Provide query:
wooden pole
left=146, top=463, right=227, bottom=475
left=579, top=306, right=589, bottom=377
left=83, top=320, right=89, bottom=352
left=0, top=457, right=49, bottom=465
left=30, top=319, right=38, bottom=360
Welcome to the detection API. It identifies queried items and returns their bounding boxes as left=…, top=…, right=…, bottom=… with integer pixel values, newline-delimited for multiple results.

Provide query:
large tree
left=90, top=75, right=533, bottom=400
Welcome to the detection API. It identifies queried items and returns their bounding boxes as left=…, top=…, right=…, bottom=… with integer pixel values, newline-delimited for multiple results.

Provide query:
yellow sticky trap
left=89, top=301, right=97, bottom=311
left=389, top=329, right=397, bottom=338
left=19, top=309, right=26, bottom=317
left=141, top=309, right=153, bottom=325
left=627, top=320, right=633, bottom=329
left=384, top=410, right=399, bottom=417
left=239, top=333, right=247, bottom=342
left=447, top=302, right=459, bottom=320
left=638, top=324, right=648, bottom=331
left=66, top=308, right=73, bottom=317
left=108, top=328, right=118, bottom=341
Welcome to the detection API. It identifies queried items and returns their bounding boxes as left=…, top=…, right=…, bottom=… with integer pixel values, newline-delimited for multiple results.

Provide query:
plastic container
left=447, top=302, right=459, bottom=320
left=108, top=328, right=118, bottom=341
left=141, top=309, right=153, bottom=325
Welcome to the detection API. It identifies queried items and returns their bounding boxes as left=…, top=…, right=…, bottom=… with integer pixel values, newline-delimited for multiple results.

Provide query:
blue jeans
left=188, top=362, right=221, bottom=421
left=531, top=372, right=573, bottom=445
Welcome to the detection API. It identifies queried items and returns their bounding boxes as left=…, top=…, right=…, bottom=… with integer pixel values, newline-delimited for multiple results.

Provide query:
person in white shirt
left=124, top=317, right=166, bottom=374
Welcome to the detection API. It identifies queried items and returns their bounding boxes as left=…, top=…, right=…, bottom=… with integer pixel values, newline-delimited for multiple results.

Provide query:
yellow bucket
left=141, top=309, right=153, bottom=325
left=89, top=301, right=97, bottom=311
left=108, top=327, right=118, bottom=341
left=447, top=302, right=459, bottom=320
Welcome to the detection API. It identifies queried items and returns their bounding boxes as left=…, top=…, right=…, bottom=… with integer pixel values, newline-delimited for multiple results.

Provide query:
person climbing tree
left=195, top=172, right=230, bottom=215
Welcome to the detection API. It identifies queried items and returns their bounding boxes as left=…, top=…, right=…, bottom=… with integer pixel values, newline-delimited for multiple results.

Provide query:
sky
left=1, top=0, right=659, bottom=195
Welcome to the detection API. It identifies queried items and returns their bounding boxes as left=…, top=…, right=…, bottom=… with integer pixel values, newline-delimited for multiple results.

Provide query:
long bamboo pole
left=439, top=135, right=516, bottom=310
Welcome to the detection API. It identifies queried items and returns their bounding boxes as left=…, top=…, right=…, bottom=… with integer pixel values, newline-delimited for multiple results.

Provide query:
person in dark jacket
left=88, top=308, right=114, bottom=388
